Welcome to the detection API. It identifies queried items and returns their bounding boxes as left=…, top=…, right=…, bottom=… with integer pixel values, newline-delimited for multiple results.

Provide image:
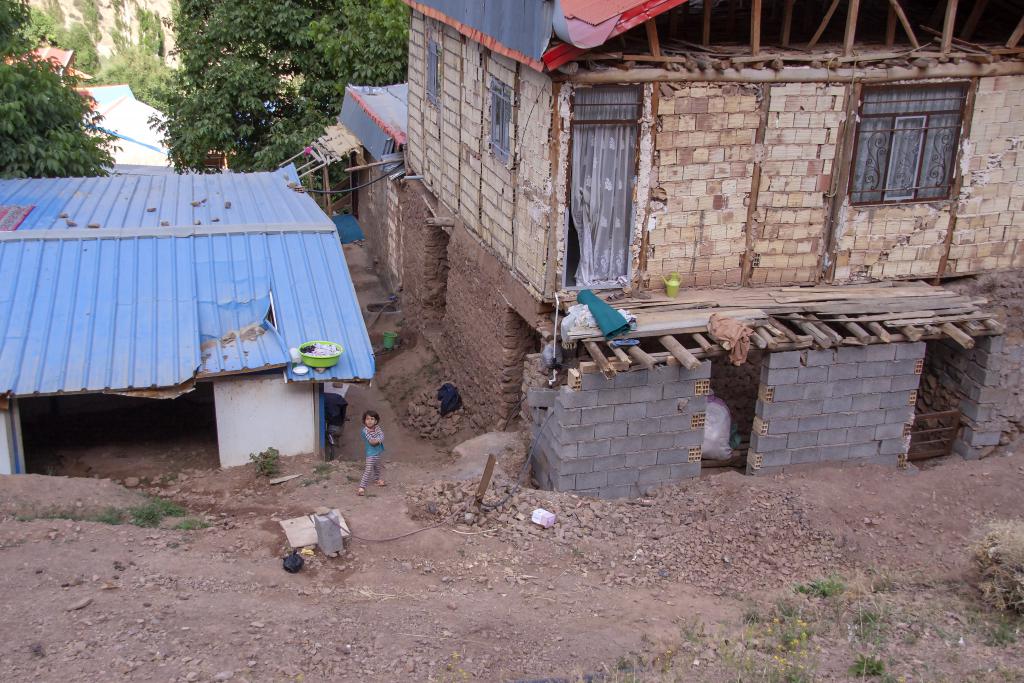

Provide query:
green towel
left=578, top=289, right=631, bottom=339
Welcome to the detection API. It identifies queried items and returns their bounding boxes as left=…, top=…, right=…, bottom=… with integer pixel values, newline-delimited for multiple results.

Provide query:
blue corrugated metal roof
left=407, top=0, right=554, bottom=62
left=340, top=84, right=408, bottom=161
left=0, top=169, right=374, bottom=396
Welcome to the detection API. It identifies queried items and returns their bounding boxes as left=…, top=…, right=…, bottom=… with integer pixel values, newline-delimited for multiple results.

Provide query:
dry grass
left=975, top=520, right=1024, bottom=613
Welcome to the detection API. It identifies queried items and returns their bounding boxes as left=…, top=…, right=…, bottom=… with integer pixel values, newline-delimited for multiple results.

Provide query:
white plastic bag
left=702, top=395, right=733, bottom=461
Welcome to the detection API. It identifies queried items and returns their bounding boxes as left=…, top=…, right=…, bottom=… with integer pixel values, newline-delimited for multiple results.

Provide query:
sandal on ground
left=376, top=480, right=387, bottom=487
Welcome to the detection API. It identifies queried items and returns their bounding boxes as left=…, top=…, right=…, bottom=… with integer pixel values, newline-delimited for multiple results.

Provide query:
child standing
left=358, top=410, right=385, bottom=495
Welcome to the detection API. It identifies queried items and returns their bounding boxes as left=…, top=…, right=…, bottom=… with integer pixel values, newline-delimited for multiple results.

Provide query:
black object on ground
left=282, top=550, right=304, bottom=573
left=437, top=383, right=462, bottom=416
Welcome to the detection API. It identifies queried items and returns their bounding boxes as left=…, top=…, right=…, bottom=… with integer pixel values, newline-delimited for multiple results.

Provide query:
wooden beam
left=781, top=0, right=795, bottom=48
left=961, top=0, right=988, bottom=41
left=885, top=3, right=897, bottom=47
left=1009, top=14, right=1024, bottom=49
left=940, top=322, right=975, bottom=349
left=659, top=335, right=702, bottom=370
left=844, top=0, right=860, bottom=57
left=808, top=0, right=843, bottom=50
left=608, top=343, right=632, bottom=365
left=900, top=325, right=924, bottom=342
left=645, top=19, right=661, bottom=57
left=941, top=0, right=959, bottom=55
left=750, top=0, right=762, bottom=56
left=692, top=333, right=713, bottom=351
left=702, top=0, right=712, bottom=47
left=474, top=453, right=497, bottom=504
left=626, top=345, right=657, bottom=370
left=866, top=322, right=892, bottom=343
left=584, top=341, right=617, bottom=378
left=887, top=0, right=920, bottom=48
left=741, top=87, right=770, bottom=285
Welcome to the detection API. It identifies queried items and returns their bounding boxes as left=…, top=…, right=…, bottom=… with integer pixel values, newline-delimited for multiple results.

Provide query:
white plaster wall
left=0, top=402, right=24, bottom=475
left=213, top=377, right=316, bottom=468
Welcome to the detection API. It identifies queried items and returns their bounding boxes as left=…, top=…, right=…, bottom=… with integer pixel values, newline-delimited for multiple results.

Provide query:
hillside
left=28, top=0, right=176, bottom=64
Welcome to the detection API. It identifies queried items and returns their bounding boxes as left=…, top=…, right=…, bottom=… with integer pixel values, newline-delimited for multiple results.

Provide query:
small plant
left=174, top=517, right=210, bottom=531
left=94, top=507, right=126, bottom=525
left=975, top=520, right=1024, bottom=613
left=852, top=605, right=888, bottom=644
left=849, top=654, right=885, bottom=677
left=984, top=617, right=1020, bottom=647
left=129, top=498, right=186, bottom=528
left=795, top=576, right=846, bottom=598
left=249, top=447, right=281, bottom=477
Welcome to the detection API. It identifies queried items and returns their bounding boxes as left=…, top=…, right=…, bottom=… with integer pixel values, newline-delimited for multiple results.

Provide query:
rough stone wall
left=650, top=83, right=759, bottom=287
left=747, top=345, right=925, bottom=474
left=529, top=364, right=709, bottom=499
left=356, top=168, right=401, bottom=291
left=949, top=75, right=1024, bottom=275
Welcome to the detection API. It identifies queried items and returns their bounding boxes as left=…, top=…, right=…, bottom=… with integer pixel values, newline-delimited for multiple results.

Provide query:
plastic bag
left=437, top=383, right=462, bottom=416
left=282, top=550, right=304, bottom=573
left=702, top=395, right=733, bottom=461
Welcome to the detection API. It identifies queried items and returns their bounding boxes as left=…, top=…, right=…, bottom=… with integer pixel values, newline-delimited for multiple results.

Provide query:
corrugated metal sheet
left=340, top=84, right=408, bottom=161
left=403, top=0, right=554, bottom=68
left=0, top=169, right=374, bottom=397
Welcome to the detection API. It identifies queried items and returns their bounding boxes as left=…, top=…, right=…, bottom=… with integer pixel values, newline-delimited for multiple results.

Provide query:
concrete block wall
left=531, top=364, right=710, bottom=498
left=919, top=336, right=1007, bottom=459
left=747, top=343, right=925, bottom=474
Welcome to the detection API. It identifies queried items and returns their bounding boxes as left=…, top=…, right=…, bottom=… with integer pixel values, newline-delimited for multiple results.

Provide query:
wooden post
left=702, top=0, right=712, bottom=47
left=584, top=341, right=617, bottom=378
left=322, top=165, right=331, bottom=214
left=781, top=0, right=794, bottom=48
left=885, top=3, right=897, bottom=47
left=941, top=0, right=959, bottom=55
left=741, top=85, right=770, bottom=286
left=808, top=0, right=843, bottom=50
left=658, top=335, right=702, bottom=370
left=936, top=80, right=976, bottom=281
left=940, top=322, right=975, bottom=349
left=645, top=19, right=661, bottom=57
left=1009, top=15, right=1024, bottom=49
left=750, top=0, right=762, bottom=56
left=474, top=453, right=497, bottom=504
left=961, top=0, right=988, bottom=41
left=626, top=345, right=657, bottom=370
left=844, top=0, right=860, bottom=57
left=887, top=0, right=920, bottom=49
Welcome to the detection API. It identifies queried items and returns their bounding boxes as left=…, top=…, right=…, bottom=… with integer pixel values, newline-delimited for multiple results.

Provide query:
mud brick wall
left=396, top=184, right=448, bottom=328
left=918, top=336, right=1008, bottom=458
left=650, top=83, right=760, bottom=287
left=530, top=364, right=710, bottom=499
left=949, top=75, right=1024, bottom=275
left=356, top=168, right=401, bottom=292
left=747, top=344, right=925, bottom=474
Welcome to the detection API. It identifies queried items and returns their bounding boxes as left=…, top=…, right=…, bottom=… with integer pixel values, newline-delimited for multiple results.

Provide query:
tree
left=58, top=22, right=99, bottom=74
left=161, top=0, right=408, bottom=172
left=0, top=0, right=113, bottom=178
left=96, top=47, right=173, bottom=111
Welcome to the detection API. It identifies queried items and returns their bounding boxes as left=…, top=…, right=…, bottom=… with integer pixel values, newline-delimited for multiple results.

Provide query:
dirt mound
left=402, top=388, right=466, bottom=440
left=407, top=472, right=839, bottom=592
left=0, top=474, right=147, bottom=520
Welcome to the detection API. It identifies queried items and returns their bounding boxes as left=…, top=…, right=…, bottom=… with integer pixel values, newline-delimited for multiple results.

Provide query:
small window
left=489, top=77, right=513, bottom=163
left=850, top=84, right=967, bottom=204
left=426, top=39, right=441, bottom=107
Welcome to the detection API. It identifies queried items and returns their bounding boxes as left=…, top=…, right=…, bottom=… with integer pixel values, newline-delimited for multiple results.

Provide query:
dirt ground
left=1, top=243, right=1023, bottom=682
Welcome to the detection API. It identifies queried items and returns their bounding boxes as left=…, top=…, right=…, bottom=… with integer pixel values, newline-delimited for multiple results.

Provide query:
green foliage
left=96, top=46, right=173, bottom=111
left=74, top=0, right=100, bottom=39
left=129, top=497, right=186, bottom=527
left=312, top=0, right=409, bottom=86
left=162, top=0, right=408, bottom=172
left=94, top=507, right=126, bottom=525
left=795, top=576, right=846, bottom=599
left=136, top=8, right=163, bottom=56
left=249, top=447, right=281, bottom=477
left=849, top=654, right=886, bottom=677
left=20, top=6, right=59, bottom=46
left=174, top=517, right=210, bottom=530
left=0, top=0, right=113, bottom=178
left=58, top=22, right=99, bottom=74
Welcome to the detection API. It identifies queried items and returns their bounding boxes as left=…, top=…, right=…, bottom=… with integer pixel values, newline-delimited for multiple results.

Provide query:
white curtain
left=851, top=84, right=965, bottom=203
left=571, top=87, right=639, bottom=287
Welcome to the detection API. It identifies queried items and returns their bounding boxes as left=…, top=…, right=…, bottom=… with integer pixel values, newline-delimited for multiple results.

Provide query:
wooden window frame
left=426, top=38, right=441, bottom=108
left=489, top=76, right=514, bottom=164
left=848, top=83, right=968, bottom=206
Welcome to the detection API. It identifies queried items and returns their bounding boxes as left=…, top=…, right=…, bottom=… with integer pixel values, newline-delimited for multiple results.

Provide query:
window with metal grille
left=426, top=39, right=441, bottom=107
left=850, top=84, right=967, bottom=204
left=489, top=77, right=513, bottom=163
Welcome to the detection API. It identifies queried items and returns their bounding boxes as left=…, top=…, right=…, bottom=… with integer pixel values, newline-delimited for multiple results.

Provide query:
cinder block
left=962, top=426, right=1001, bottom=447
left=607, top=468, right=639, bottom=485
left=767, top=417, right=800, bottom=434
left=895, top=341, right=927, bottom=359
left=625, top=450, right=659, bottom=467
left=832, top=379, right=866, bottom=397
left=657, top=449, right=691, bottom=465
left=648, top=365, right=681, bottom=383
left=966, top=362, right=1001, bottom=386
left=820, top=444, right=850, bottom=461
left=803, top=382, right=831, bottom=400
left=875, top=423, right=905, bottom=440
left=556, top=473, right=576, bottom=490
left=769, top=350, right=804, bottom=368
left=669, top=429, right=701, bottom=448
left=593, top=454, right=627, bottom=471
left=803, top=349, right=836, bottom=366
left=613, top=370, right=649, bottom=388
left=846, top=425, right=877, bottom=443
left=823, top=395, right=854, bottom=412
left=879, top=437, right=910, bottom=455
left=641, top=433, right=676, bottom=450
left=850, top=394, right=882, bottom=411
left=627, top=418, right=662, bottom=437
left=647, top=398, right=684, bottom=417
left=966, top=384, right=1007, bottom=403
left=760, top=451, right=792, bottom=467
left=818, top=428, right=849, bottom=445
left=582, top=372, right=614, bottom=391
left=879, top=391, right=912, bottom=409
left=889, top=375, right=922, bottom=392
left=756, top=399, right=796, bottom=419
left=789, top=446, right=821, bottom=464
left=660, top=413, right=695, bottom=432
left=837, top=346, right=870, bottom=364
left=599, top=484, right=635, bottom=499
left=952, top=437, right=980, bottom=460
left=526, top=388, right=556, bottom=409
left=630, top=385, right=664, bottom=403
left=771, top=384, right=805, bottom=402
left=798, top=366, right=829, bottom=383
left=798, top=414, right=830, bottom=431
left=608, top=437, right=639, bottom=455
left=557, top=408, right=582, bottom=426
left=558, top=388, right=600, bottom=409
left=663, top=381, right=697, bottom=399
left=827, top=412, right=858, bottom=429
left=669, top=462, right=701, bottom=479
left=578, top=440, right=611, bottom=457
left=848, top=442, right=879, bottom=458
left=559, top=458, right=595, bottom=475
left=598, top=388, right=637, bottom=405
left=762, top=366, right=800, bottom=385
left=576, top=470, right=608, bottom=489
left=595, top=421, right=628, bottom=439
left=891, top=359, right=922, bottom=376
left=679, top=362, right=712, bottom=380
left=637, top=465, right=672, bottom=484
left=884, top=407, right=914, bottom=424
left=613, top=402, right=647, bottom=421
left=750, top=432, right=788, bottom=452
left=862, top=377, right=893, bottom=394
left=579, top=405, right=615, bottom=425
left=858, top=361, right=895, bottom=378
left=856, top=409, right=887, bottom=427
left=960, top=401, right=997, bottom=423
left=788, top=431, right=819, bottom=448
left=828, top=363, right=860, bottom=382
left=865, top=344, right=898, bottom=362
